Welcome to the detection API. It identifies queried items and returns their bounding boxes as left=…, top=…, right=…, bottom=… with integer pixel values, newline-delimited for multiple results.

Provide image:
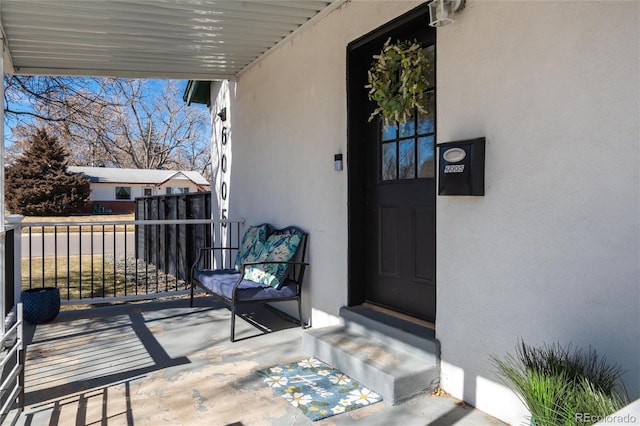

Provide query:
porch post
left=10, top=216, right=23, bottom=307
left=0, top=35, right=5, bottom=334
left=0, top=33, right=4, bottom=232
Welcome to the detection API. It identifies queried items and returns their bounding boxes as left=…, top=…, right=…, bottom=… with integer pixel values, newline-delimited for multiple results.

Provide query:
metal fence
left=135, top=192, right=215, bottom=284
left=18, top=218, right=242, bottom=303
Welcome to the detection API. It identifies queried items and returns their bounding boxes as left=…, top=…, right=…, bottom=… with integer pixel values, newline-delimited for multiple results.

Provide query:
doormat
left=257, top=357, right=382, bottom=421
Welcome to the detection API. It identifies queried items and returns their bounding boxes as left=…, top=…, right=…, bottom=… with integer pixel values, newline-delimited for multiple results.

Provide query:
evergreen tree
left=6, top=128, right=90, bottom=216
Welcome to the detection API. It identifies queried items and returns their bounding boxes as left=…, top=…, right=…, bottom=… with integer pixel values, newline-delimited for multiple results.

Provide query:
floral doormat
left=257, top=357, right=382, bottom=421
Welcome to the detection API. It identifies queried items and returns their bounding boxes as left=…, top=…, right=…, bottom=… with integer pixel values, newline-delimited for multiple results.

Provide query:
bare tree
left=4, top=75, right=110, bottom=124
left=5, top=77, right=211, bottom=179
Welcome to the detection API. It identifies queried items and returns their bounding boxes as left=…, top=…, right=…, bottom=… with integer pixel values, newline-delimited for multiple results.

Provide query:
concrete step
left=302, top=307, right=440, bottom=404
left=339, top=306, right=439, bottom=361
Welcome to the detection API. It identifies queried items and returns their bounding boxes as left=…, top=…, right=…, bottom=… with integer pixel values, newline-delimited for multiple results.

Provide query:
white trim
left=12, top=67, right=238, bottom=80
left=0, top=21, right=15, bottom=75
left=23, top=218, right=244, bottom=227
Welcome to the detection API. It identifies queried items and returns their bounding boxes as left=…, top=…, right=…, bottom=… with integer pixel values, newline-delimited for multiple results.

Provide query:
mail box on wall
left=437, top=137, right=485, bottom=196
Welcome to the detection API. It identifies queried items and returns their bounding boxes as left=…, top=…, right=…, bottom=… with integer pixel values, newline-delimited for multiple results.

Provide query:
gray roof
left=68, top=167, right=209, bottom=186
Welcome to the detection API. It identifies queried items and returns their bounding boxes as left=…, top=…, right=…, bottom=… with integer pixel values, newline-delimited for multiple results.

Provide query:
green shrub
left=492, top=341, right=627, bottom=426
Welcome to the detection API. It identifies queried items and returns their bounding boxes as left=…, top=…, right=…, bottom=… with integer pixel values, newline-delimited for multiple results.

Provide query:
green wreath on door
left=366, top=38, right=431, bottom=125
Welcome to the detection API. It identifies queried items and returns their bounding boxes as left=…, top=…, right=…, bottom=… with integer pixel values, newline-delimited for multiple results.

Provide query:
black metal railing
left=0, top=304, right=24, bottom=425
left=3, top=228, right=15, bottom=317
left=19, top=219, right=242, bottom=302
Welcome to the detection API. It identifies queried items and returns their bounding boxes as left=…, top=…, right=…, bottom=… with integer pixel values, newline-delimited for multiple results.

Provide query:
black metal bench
left=190, top=225, right=308, bottom=342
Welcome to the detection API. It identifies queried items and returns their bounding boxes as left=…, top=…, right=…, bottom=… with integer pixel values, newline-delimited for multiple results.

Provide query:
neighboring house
left=68, top=166, right=210, bottom=213
left=185, top=2, right=639, bottom=425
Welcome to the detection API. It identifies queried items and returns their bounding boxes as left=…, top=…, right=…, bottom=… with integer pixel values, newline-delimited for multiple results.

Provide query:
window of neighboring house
left=165, top=187, right=190, bottom=195
left=115, top=186, right=131, bottom=200
left=143, top=188, right=153, bottom=197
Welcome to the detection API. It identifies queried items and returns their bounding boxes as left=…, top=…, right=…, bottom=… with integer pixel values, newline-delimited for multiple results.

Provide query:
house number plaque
left=221, top=125, right=228, bottom=225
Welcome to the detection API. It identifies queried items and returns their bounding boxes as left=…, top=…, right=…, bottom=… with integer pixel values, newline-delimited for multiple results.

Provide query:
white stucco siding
left=90, top=181, right=200, bottom=201
left=222, top=0, right=423, bottom=324
left=90, top=184, right=118, bottom=201
left=436, top=1, right=640, bottom=423
left=90, top=184, right=148, bottom=201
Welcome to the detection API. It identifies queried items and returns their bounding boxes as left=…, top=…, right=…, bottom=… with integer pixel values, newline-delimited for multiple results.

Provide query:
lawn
left=22, top=253, right=186, bottom=301
left=22, top=255, right=131, bottom=300
left=19, top=213, right=188, bottom=302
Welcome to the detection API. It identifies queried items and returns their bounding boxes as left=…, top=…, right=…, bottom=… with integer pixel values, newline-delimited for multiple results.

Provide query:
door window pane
left=377, top=43, right=436, bottom=183
left=399, top=139, right=415, bottom=179
left=418, top=136, right=435, bottom=178
left=418, top=92, right=435, bottom=135
left=424, top=46, right=435, bottom=88
left=399, top=115, right=415, bottom=138
left=382, top=142, right=397, bottom=181
left=382, top=123, right=396, bottom=141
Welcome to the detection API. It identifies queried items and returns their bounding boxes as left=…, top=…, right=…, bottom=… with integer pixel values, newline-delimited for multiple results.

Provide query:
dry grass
left=22, top=255, right=134, bottom=300
left=21, top=214, right=135, bottom=233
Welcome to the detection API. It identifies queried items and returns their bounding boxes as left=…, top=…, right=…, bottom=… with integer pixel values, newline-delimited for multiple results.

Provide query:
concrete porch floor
left=13, top=296, right=507, bottom=426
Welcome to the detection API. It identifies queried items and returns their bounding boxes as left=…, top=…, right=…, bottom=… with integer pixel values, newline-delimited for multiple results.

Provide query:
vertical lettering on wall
left=220, top=125, right=228, bottom=227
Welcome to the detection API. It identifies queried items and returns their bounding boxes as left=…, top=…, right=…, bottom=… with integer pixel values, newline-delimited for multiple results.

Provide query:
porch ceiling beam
left=7, top=27, right=288, bottom=45
left=11, top=43, right=268, bottom=58
left=12, top=67, right=237, bottom=81
left=12, top=32, right=282, bottom=52
left=12, top=60, right=251, bottom=76
left=4, top=12, right=305, bottom=34
left=13, top=55, right=256, bottom=68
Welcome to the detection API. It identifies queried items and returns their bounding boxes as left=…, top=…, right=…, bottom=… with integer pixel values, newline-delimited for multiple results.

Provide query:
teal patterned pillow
left=243, top=233, right=302, bottom=288
left=234, top=224, right=272, bottom=271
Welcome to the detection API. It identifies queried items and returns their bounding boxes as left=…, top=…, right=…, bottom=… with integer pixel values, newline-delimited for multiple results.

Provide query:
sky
left=3, top=78, right=209, bottom=148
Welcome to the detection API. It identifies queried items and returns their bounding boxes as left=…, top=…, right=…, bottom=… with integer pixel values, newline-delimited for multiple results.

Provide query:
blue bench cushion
left=194, top=269, right=298, bottom=301
left=234, top=224, right=273, bottom=271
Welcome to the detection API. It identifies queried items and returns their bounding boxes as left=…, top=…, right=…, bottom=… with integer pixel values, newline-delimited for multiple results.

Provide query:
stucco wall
left=212, top=0, right=640, bottom=424
left=435, top=1, right=640, bottom=423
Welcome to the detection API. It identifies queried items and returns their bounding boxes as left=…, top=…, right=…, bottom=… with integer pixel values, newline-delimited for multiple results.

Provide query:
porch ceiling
left=0, top=0, right=336, bottom=80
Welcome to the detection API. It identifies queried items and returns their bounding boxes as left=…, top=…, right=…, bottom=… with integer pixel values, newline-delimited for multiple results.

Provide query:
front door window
left=380, top=46, right=435, bottom=182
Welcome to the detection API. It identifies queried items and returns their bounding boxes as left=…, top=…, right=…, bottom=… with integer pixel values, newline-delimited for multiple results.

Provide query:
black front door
left=365, top=103, right=436, bottom=320
left=348, top=6, right=436, bottom=322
